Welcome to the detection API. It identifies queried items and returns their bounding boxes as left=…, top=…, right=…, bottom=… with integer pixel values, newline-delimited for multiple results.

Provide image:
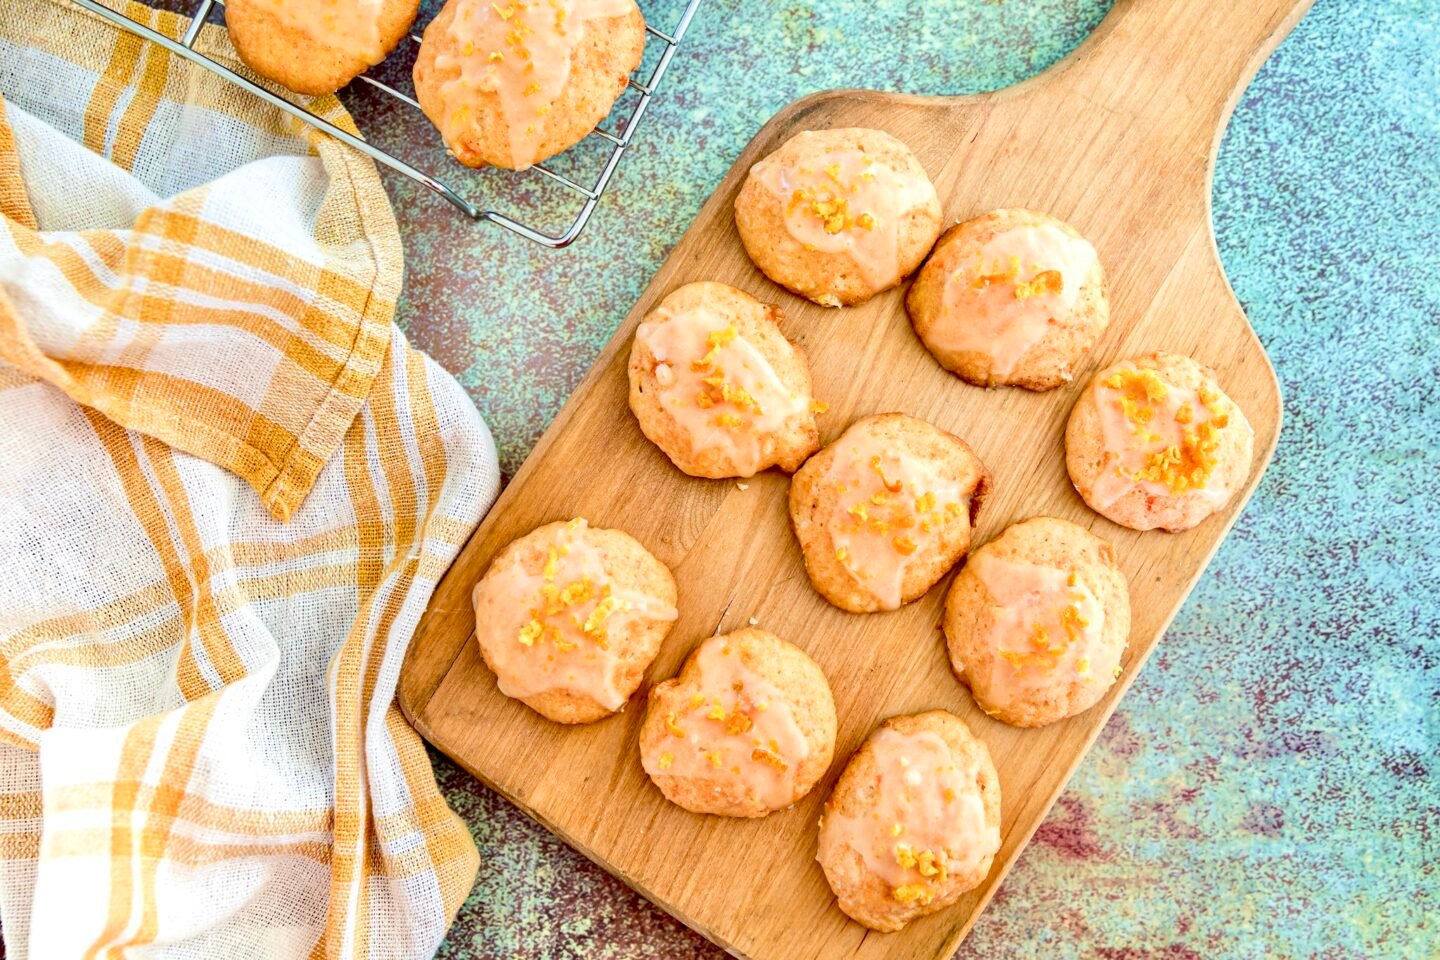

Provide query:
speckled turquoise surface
left=361, top=0, right=1438, bottom=956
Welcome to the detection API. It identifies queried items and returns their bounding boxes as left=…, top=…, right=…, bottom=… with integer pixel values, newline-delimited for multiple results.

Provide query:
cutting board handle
left=1039, top=0, right=1313, bottom=132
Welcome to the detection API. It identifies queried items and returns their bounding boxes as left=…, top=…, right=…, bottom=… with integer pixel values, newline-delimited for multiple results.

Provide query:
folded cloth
left=0, top=1, right=500, bottom=957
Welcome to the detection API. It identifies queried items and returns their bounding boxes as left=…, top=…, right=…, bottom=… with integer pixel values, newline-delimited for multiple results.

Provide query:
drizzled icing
left=969, top=553, right=1112, bottom=699
left=642, top=636, right=811, bottom=811
left=933, top=224, right=1098, bottom=376
left=432, top=0, right=634, bottom=169
left=635, top=304, right=807, bottom=477
left=819, top=727, right=999, bottom=907
left=750, top=147, right=936, bottom=290
left=821, top=433, right=967, bottom=610
left=252, top=0, right=387, bottom=63
left=1089, top=364, right=1233, bottom=509
left=473, top=519, right=677, bottom=710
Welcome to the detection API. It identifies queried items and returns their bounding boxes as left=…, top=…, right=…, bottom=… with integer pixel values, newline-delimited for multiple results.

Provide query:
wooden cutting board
left=399, top=1, right=1308, bottom=956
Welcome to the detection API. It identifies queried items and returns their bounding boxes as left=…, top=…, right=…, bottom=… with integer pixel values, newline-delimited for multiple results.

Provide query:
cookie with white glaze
left=906, top=208, right=1108, bottom=390
left=472, top=518, right=677, bottom=724
left=789, top=414, right=989, bottom=613
left=944, top=516, right=1130, bottom=727
left=228, top=0, right=418, bottom=96
left=817, top=710, right=1001, bottom=932
left=1065, top=352, right=1255, bottom=532
left=415, top=0, right=645, bottom=170
left=639, top=629, right=837, bottom=818
left=735, top=128, right=942, bottom=307
left=628, top=281, right=821, bottom=479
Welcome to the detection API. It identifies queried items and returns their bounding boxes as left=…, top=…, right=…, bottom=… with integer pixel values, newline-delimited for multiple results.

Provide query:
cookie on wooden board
left=906, top=208, right=1109, bottom=390
left=628, top=281, right=822, bottom=479
left=817, top=710, right=1002, bottom=932
left=735, top=127, right=942, bottom=307
left=944, top=516, right=1130, bottom=728
left=1066, top=352, right=1255, bottom=532
left=639, top=629, right=837, bottom=818
left=472, top=518, right=677, bottom=724
left=788, top=413, right=989, bottom=613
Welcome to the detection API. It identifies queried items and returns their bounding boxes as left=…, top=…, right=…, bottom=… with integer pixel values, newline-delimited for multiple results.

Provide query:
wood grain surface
left=399, top=1, right=1309, bottom=956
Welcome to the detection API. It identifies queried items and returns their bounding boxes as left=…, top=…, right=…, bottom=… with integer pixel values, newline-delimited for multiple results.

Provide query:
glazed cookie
left=817, top=710, right=1002, bottom=932
left=906, top=208, right=1109, bottom=390
left=414, top=0, right=645, bottom=170
left=789, top=414, right=989, bottom=613
left=639, top=629, right=837, bottom=818
left=227, top=0, right=419, bottom=96
left=1066, top=352, right=1255, bottom=532
left=472, top=518, right=677, bottom=724
left=628, top=281, right=822, bottom=478
left=944, top=517, right=1130, bottom=727
left=735, top=128, right=943, bottom=307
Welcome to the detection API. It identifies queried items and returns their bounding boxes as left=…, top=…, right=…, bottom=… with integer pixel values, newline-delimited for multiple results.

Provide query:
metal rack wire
left=69, top=0, right=703, bottom=247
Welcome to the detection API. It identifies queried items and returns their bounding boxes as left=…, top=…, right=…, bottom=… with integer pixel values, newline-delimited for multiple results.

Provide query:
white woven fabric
left=0, top=1, right=500, bottom=957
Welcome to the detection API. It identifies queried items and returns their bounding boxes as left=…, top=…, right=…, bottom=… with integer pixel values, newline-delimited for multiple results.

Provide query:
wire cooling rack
left=69, top=0, right=703, bottom=247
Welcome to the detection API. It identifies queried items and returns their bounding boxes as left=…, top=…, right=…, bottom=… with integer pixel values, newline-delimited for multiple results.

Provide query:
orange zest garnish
left=1132, top=420, right=1223, bottom=493
left=869, top=455, right=903, bottom=493
left=788, top=187, right=851, bottom=234
left=892, top=883, right=933, bottom=904
left=1014, top=269, right=1063, bottom=300
left=785, top=153, right=880, bottom=234
left=971, top=255, right=1020, bottom=290
left=518, top=620, right=542, bottom=646
left=751, top=747, right=788, bottom=771
left=725, top=712, right=754, bottom=735
left=1060, top=601, right=1090, bottom=643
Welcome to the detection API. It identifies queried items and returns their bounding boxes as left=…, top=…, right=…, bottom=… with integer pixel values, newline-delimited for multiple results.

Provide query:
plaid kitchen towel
left=0, top=1, right=500, bottom=957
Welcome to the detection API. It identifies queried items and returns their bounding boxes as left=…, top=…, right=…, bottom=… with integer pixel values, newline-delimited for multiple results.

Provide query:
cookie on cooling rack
left=817, top=710, right=1002, bottom=932
left=1065, top=352, right=1255, bottom=532
left=788, top=414, right=989, bottom=613
left=413, top=0, right=645, bottom=170
left=944, top=516, right=1130, bottom=728
left=628, top=281, right=822, bottom=479
left=906, top=208, right=1109, bottom=390
left=734, top=127, right=942, bottom=307
left=639, top=629, right=837, bottom=818
left=472, top=518, right=678, bottom=724
left=227, top=0, right=419, bottom=96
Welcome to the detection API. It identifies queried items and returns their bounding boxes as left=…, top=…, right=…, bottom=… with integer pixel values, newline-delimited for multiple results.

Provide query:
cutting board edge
left=408, top=697, right=757, bottom=960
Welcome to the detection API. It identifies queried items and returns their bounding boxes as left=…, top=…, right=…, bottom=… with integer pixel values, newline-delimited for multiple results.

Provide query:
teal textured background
left=363, top=1, right=1438, bottom=956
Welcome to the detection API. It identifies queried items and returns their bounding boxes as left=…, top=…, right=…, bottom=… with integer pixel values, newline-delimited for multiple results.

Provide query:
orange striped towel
left=0, top=1, right=499, bottom=957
